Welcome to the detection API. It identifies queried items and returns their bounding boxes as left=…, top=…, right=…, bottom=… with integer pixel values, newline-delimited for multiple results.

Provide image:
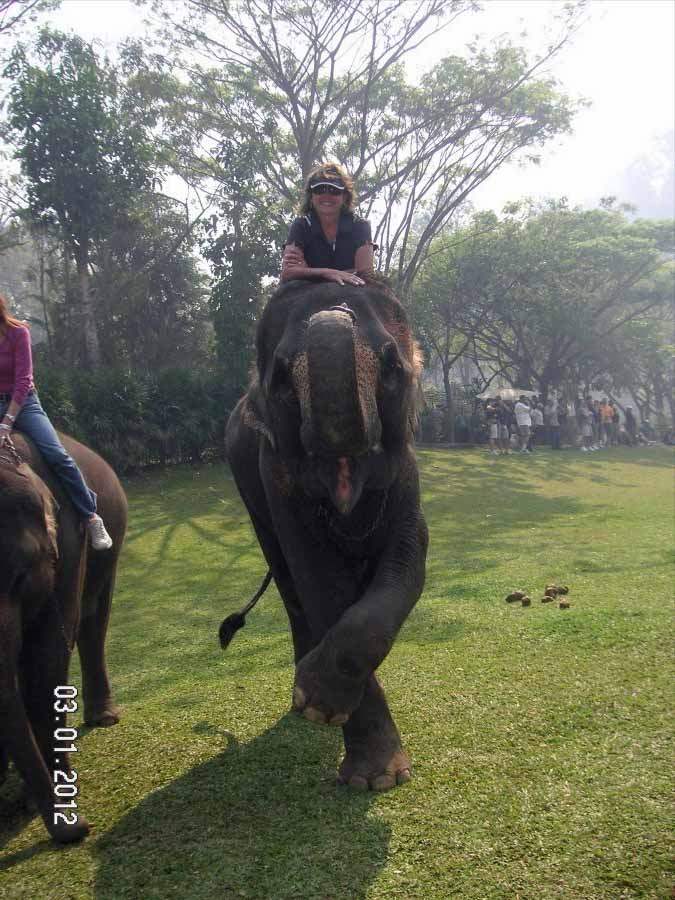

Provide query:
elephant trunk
left=0, top=594, right=88, bottom=843
left=305, top=308, right=376, bottom=457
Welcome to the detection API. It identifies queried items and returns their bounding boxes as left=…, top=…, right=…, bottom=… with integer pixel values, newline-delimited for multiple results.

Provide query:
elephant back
left=10, top=431, right=128, bottom=548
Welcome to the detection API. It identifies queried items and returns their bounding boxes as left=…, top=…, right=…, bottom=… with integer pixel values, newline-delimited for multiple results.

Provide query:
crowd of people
left=482, top=394, right=663, bottom=454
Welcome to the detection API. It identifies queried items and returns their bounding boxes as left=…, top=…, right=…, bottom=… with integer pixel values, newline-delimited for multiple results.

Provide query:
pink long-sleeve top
left=0, top=324, right=34, bottom=408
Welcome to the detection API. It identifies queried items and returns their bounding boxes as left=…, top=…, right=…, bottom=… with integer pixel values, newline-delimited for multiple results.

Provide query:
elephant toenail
left=303, top=706, right=326, bottom=724
left=292, top=687, right=306, bottom=709
left=371, top=774, right=396, bottom=792
left=348, top=776, right=369, bottom=791
left=396, top=768, right=412, bottom=785
left=328, top=712, right=349, bottom=726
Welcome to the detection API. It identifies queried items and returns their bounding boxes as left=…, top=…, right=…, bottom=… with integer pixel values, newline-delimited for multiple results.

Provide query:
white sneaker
left=88, top=515, right=113, bottom=551
left=581, top=446, right=588, bottom=452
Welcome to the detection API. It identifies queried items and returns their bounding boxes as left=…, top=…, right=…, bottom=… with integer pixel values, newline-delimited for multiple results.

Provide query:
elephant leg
left=21, top=604, right=75, bottom=782
left=78, top=573, right=120, bottom=727
left=0, top=745, right=7, bottom=785
left=338, top=674, right=411, bottom=792
left=0, top=598, right=88, bottom=844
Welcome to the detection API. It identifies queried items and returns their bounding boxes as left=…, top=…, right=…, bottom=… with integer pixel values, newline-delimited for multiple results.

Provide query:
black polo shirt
left=285, top=210, right=373, bottom=270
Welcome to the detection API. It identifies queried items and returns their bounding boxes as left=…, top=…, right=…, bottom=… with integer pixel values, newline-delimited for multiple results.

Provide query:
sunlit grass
left=1, top=446, right=673, bottom=899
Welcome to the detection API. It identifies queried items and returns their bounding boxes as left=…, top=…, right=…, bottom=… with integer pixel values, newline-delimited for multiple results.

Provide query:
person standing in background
left=514, top=395, right=532, bottom=454
left=545, top=397, right=561, bottom=450
left=530, top=401, right=544, bottom=451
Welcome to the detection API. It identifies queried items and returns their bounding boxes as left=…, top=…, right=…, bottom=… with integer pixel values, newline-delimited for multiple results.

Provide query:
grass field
left=1, top=446, right=673, bottom=900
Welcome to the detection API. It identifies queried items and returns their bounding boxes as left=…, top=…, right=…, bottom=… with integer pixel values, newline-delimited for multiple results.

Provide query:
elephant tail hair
left=218, top=570, right=273, bottom=651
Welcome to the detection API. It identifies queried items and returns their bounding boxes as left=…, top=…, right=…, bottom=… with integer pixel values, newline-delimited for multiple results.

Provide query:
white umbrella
left=476, top=387, right=537, bottom=401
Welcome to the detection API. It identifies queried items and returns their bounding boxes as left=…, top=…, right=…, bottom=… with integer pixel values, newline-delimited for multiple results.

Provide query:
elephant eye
left=381, top=342, right=403, bottom=392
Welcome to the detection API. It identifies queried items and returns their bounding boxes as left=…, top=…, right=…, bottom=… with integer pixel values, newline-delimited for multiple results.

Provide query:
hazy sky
left=44, top=0, right=675, bottom=217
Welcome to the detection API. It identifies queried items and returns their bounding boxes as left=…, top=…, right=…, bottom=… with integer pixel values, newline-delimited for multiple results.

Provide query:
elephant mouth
left=334, top=456, right=355, bottom=515
left=306, top=454, right=366, bottom=516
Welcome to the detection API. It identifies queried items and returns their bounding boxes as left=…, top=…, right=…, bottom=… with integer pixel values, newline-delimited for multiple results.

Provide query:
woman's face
left=310, top=186, right=345, bottom=217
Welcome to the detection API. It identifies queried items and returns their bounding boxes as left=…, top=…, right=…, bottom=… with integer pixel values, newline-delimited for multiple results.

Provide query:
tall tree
left=92, top=196, right=211, bottom=371
left=5, top=29, right=158, bottom=367
left=413, top=200, right=675, bottom=400
left=151, top=0, right=583, bottom=291
left=0, top=0, right=55, bottom=38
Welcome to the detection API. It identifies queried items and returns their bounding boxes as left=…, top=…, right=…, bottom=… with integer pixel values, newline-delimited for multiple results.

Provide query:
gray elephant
left=224, top=278, right=428, bottom=791
left=0, top=432, right=127, bottom=843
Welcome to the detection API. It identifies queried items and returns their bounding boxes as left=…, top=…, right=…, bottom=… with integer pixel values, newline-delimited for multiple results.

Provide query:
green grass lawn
left=1, top=446, right=673, bottom=900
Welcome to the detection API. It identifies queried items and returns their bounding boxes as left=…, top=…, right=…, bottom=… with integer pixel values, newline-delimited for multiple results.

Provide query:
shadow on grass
left=94, top=713, right=390, bottom=900
left=419, top=451, right=589, bottom=564
left=0, top=773, right=42, bottom=861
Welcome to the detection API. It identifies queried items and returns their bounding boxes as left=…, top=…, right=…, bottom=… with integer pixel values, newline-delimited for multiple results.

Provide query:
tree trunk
left=442, top=364, right=455, bottom=443
left=37, top=242, right=54, bottom=364
left=75, top=245, right=101, bottom=369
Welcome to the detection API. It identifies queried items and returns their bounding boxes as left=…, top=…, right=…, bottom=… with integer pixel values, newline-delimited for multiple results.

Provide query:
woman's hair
left=298, top=162, right=356, bottom=215
left=0, top=294, right=26, bottom=331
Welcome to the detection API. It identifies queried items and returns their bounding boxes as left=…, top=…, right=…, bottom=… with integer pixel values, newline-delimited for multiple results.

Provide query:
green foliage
left=412, top=201, right=675, bottom=398
left=201, top=137, right=287, bottom=392
left=93, top=196, right=212, bottom=370
left=35, top=365, right=232, bottom=472
left=4, top=28, right=165, bottom=366
left=155, top=0, right=583, bottom=304
left=5, top=29, right=155, bottom=247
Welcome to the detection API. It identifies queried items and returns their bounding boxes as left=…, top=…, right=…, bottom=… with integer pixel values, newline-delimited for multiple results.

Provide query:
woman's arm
left=0, top=327, right=32, bottom=442
left=354, top=242, right=374, bottom=275
left=281, top=243, right=364, bottom=285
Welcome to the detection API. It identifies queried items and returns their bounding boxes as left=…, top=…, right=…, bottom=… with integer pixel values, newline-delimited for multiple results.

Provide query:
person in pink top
left=0, top=294, right=113, bottom=550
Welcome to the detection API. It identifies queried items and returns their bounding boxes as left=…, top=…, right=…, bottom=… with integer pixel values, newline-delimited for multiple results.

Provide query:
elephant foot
left=50, top=816, right=90, bottom=844
left=292, top=644, right=365, bottom=727
left=84, top=699, right=120, bottom=727
left=338, top=743, right=412, bottom=792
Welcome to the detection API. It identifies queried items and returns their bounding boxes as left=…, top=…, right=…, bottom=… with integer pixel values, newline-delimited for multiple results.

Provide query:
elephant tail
left=218, top=570, right=273, bottom=651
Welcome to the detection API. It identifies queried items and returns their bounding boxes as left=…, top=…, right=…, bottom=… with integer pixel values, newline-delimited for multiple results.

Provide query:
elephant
left=0, top=432, right=127, bottom=843
left=224, top=277, right=428, bottom=792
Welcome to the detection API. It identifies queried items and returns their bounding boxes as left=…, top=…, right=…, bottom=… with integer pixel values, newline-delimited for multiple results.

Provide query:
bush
left=33, top=365, right=235, bottom=473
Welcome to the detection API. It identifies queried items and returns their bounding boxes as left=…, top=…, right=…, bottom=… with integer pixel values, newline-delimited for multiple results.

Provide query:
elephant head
left=0, top=455, right=89, bottom=843
left=243, top=280, right=422, bottom=513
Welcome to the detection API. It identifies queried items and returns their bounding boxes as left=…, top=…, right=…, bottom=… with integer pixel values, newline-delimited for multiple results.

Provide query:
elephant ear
left=242, top=381, right=276, bottom=451
left=19, top=463, right=60, bottom=562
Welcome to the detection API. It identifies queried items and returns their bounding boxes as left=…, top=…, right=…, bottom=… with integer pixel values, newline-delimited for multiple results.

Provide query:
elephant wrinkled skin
left=0, top=433, right=127, bottom=843
left=225, top=279, right=428, bottom=791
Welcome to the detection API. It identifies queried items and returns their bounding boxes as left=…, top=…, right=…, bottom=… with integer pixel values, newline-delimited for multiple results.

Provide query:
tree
left=200, top=135, right=288, bottom=392
left=151, top=0, right=583, bottom=292
left=413, top=200, right=675, bottom=401
left=411, top=211, right=502, bottom=439
left=92, top=196, right=211, bottom=371
left=0, top=0, right=56, bottom=38
left=585, top=311, right=675, bottom=424
left=5, top=29, right=158, bottom=367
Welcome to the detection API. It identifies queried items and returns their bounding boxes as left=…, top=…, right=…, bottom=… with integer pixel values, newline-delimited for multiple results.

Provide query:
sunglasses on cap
left=311, top=182, right=345, bottom=196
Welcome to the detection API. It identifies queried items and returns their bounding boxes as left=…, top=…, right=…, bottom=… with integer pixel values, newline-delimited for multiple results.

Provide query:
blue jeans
left=1, top=392, right=97, bottom=520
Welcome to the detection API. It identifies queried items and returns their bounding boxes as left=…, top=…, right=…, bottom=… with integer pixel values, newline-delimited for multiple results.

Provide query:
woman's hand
left=0, top=423, right=11, bottom=448
left=322, top=269, right=365, bottom=286
left=283, top=244, right=305, bottom=267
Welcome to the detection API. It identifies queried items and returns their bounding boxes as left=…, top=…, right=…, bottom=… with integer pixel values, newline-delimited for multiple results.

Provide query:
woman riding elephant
left=281, top=162, right=376, bottom=287
left=0, top=294, right=113, bottom=550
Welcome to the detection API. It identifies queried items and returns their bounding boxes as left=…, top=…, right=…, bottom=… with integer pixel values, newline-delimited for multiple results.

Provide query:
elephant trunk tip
left=218, top=612, right=247, bottom=650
